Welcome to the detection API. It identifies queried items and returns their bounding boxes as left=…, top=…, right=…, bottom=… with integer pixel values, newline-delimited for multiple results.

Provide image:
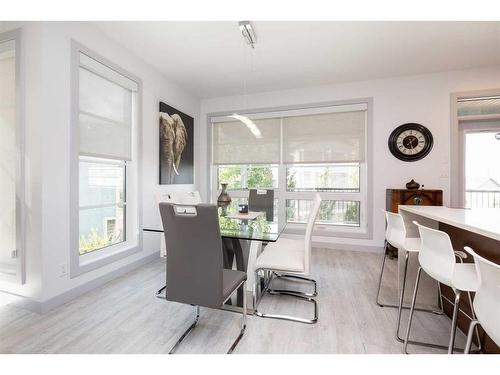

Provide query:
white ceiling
left=95, top=21, right=500, bottom=99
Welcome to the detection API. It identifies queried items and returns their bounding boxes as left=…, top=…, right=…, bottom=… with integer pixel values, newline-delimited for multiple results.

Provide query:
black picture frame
left=388, top=123, right=433, bottom=162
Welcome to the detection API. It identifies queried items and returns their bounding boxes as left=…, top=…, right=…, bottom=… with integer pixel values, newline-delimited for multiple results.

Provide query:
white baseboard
left=312, top=241, right=383, bottom=254
left=13, top=251, right=160, bottom=314
left=282, top=232, right=383, bottom=254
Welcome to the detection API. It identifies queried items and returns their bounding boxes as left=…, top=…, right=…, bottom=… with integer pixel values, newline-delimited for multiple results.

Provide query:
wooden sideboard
left=386, top=189, right=443, bottom=213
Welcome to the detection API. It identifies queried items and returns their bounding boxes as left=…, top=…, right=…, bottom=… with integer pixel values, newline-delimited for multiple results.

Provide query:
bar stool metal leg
left=395, top=251, right=410, bottom=340
left=377, top=246, right=444, bottom=316
left=403, top=267, right=470, bottom=354
left=404, top=267, right=422, bottom=354
left=448, top=291, right=461, bottom=354
left=466, top=291, right=482, bottom=352
left=395, top=253, right=444, bottom=342
left=464, top=320, right=481, bottom=354
left=375, top=241, right=389, bottom=307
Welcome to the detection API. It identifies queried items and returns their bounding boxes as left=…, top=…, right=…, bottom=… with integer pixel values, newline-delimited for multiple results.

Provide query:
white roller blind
left=78, top=53, right=137, bottom=161
left=213, top=117, right=280, bottom=164
left=283, top=110, right=366, bottom=164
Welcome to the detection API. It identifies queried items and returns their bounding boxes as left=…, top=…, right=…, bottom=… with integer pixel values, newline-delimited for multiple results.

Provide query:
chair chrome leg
left=404, top=266, right=422, bottom=354
left=376, top=241, right=389, bottom=307
left=437, top=282, right=444, bottom=313
left=156, top=284, right=167, bottom=299
left=464, top=320, right=480, bottom=354
left=448, top=291, right=461, bottom=354
left=254, top=269, right=318, bottom=324
left=268, top=272, right=317, bottom=298
left=402, top=268, right=468, bottom=353
left=227, top=281, right=247, bottom=354
left=169, top=305, right=200, bottom=354
left=395, top=251, right=410, bottom=341
left=466, top=291, right=482, bottom=353
left=376, top=245, right=442, bottom=315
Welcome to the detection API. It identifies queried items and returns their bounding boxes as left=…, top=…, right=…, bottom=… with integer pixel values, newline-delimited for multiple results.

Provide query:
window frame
left=70, top=41, right=143, bottom=278
left=207, top=98, right=373, bottom=240
left=0, top=29, right=25, bottom=284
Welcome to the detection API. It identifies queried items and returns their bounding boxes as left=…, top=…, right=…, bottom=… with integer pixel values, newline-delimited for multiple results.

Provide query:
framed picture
left=159, top=101, right=194, bottom=184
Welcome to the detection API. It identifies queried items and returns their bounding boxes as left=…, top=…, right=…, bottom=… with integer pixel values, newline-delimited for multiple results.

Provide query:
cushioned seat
left=270, top=237, right=305, bottom=252
left=254, top=244, right=305, bottom=273
left=223, top=269, right=247, bottom=301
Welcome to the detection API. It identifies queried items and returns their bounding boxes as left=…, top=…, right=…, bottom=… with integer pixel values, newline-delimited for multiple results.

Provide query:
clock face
left=388, top=123, right=433, bottom=162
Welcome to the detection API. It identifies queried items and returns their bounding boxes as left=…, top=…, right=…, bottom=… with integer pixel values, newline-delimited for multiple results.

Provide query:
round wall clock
left=388, top=123, right=433, bottom=162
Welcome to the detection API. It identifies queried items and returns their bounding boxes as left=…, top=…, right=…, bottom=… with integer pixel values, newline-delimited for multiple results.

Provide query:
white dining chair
left=404, top=221, right=481, bottom=354
left=253, top=193, right=322, bottom=324
left=463, top=246, right=500, bottom=354
left=377, top=211, right=446, bottom=343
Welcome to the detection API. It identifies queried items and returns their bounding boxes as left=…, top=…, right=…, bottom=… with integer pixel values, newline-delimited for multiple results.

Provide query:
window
left=71, top=43, right=141, bottom=276
left=0, top=33, right=22, bottom=282
left=78, top=158, right=126, bottom=255
left=210, top=102, right=369, bottom=236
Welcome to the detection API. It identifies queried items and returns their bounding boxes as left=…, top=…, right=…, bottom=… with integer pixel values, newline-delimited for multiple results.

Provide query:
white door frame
left=450, top=89, right=500, bottom=208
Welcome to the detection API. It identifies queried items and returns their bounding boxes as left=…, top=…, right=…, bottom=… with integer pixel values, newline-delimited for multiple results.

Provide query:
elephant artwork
left=159, top=102, right=194, bottom=184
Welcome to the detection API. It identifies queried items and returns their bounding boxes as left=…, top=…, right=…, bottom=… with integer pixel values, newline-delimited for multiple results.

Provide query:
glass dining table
left=142, top=207, right=287, bottom=313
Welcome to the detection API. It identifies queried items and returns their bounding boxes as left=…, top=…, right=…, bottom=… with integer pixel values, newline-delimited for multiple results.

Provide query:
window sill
left=70, top=240, right=142, bottom=278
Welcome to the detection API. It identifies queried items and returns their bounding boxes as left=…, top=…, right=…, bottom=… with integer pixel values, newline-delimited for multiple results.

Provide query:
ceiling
left=95, top=21, right=500, bottom=99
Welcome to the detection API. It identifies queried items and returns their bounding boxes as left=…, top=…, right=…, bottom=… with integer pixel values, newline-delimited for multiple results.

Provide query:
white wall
left=200, top=65, right=500, bottom=249
left=0, top=22, right=200, bottom=305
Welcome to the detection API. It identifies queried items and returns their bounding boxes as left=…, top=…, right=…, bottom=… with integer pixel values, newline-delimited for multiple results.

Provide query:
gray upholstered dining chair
left=248, top=189, right=274, bottom=221
left=159, top=202, right=247, bottom=354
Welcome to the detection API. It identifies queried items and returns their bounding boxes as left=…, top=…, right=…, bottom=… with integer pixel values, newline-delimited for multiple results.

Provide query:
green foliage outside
left=218, top=165, right=275, bottom=190
left=79, top=228, right=110, bottom=255
left=79, top=228, right=122, bottom=255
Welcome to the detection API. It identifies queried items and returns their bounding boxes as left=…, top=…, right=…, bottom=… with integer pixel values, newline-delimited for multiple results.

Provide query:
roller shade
left=78, top=53, right=137, bottom=161
left=213, top=117, right=280, bottom=164
left=283, top=110, right=366, bottom=164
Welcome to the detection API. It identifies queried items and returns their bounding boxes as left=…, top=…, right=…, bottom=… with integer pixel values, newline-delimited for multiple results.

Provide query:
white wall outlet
left=59, top=263, right=68, bottom=277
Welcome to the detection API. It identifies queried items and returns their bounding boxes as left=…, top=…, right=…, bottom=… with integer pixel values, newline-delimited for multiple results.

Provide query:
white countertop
left=398, top=205, right=500, bottom=241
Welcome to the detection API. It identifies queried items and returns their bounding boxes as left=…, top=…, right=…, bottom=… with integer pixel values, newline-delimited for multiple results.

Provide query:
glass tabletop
left=143, top=207, right=286, bottom=242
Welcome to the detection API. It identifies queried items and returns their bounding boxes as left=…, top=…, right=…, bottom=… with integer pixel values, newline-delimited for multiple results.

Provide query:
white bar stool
left=463, top=246, right=500, bottom=354
left=403, top=222, right=482, bottom=354
left=377, top=211, right=445, bottom=344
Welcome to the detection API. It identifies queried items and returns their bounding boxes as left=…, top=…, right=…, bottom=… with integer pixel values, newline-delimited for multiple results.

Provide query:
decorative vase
left=217, top=183, right=232, bottom=207
left=405, top=179, right=420, bottom=190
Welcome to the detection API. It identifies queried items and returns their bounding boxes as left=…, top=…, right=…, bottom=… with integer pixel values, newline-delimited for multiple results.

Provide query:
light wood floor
left=0, top=248, right=468, bottom=354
